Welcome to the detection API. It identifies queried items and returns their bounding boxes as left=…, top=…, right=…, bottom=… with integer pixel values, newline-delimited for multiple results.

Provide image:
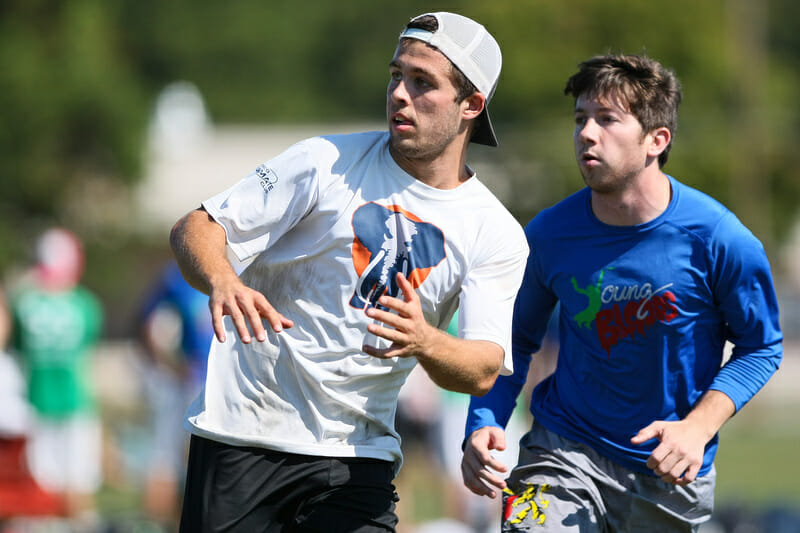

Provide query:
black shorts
left=179, top=435, right=399, bottom=533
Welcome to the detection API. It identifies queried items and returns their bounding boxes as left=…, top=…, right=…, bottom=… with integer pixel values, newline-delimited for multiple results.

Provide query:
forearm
left=415, top=328, right=503, bottom=396
left=169, top=208, right=238, bottom=295
left=709, top=344, right=781, bottom=411
left=684, top=389, right=736, bottom=440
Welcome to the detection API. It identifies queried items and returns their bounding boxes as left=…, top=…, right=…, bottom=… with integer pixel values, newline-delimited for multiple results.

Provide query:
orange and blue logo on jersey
left=349, top=202, right=446, bottom=310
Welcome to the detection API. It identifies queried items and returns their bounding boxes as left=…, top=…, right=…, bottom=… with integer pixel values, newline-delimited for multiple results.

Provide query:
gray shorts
left=502, top=420, right=715, bottom=532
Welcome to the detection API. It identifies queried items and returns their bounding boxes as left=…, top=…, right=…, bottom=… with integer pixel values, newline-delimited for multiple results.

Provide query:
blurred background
left=0, top=0, right=798, bottom=532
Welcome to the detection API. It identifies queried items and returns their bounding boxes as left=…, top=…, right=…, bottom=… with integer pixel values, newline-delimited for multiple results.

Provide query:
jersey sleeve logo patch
left=349, top=202, right=446, bottom=310
left=255, top=164, right=278, bottom=193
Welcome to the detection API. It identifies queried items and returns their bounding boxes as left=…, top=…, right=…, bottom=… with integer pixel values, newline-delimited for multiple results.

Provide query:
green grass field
left=714, top=408, right=800, bottom=509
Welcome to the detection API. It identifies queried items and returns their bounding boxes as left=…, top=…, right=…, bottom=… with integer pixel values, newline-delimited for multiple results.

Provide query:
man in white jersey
left=170, top=12, right=528, bottom=532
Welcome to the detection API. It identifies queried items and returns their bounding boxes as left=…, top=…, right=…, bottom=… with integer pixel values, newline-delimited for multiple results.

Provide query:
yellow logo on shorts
left=503, top=483, right=550, bottom=526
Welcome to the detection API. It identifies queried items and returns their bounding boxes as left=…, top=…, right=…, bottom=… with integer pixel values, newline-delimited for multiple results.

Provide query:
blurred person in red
left=9, top=227, right=104, bottom=525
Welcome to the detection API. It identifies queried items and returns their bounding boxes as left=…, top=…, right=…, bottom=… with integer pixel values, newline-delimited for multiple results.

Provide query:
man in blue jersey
left=461, top=54, right=783, bottom=531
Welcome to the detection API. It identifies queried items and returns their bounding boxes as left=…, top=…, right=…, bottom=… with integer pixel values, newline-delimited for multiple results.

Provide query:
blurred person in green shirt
left=10, top=227, right=103, bottom=524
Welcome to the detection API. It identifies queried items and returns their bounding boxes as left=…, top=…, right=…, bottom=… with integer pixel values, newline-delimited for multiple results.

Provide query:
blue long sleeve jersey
left=467, top=176, right=782, bottom=476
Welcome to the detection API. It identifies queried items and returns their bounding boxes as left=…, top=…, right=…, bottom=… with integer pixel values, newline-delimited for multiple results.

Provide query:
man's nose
left=577, top=118, right=599, bottom=143
left=388, top=79, right=410, bottom=104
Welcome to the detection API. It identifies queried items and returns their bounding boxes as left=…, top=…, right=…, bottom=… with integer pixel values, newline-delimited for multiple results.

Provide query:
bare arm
left=362, top=273, right=504, bottom=396
left=169, top=208, right=293, bottom=343
left=630, top=389, right=736, bottom=485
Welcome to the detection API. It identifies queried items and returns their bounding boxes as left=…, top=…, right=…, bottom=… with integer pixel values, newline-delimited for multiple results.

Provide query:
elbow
left=431, top=368, right=498, bottom=397
left=467, top=363, right=501, bottom=396
left=170, top=208, right=208, bottom=256
left=169, top=215, right=188, bottom=255
left=469, top=347, right=504, bottom=396
left=471, top=372, right=500, bottom=397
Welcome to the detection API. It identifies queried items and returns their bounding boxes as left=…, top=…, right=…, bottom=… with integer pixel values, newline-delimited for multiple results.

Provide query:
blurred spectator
left=8, top=228, right=104, bottom=527
left=137, top=260, right=213, bottom=527
left=0, top=287, right=65, bottom=524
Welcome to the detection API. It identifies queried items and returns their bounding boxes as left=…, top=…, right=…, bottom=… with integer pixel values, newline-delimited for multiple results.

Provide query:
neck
left=591, top=169, right=671, bottom=226
left=389, top=136, right=472, bottom=190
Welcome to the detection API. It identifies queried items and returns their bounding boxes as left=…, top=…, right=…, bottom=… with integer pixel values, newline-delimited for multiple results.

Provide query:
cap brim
left=471, top=107, right=498, bottom=147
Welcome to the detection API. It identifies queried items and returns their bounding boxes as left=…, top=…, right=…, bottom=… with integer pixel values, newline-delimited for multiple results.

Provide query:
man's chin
left=389, top=136, right=421, bottom=159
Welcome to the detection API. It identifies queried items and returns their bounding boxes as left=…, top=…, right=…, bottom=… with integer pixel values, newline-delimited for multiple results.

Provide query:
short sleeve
left=458, top=222, right=528, bottom=375
left=202, top=139, right=322, bottom=261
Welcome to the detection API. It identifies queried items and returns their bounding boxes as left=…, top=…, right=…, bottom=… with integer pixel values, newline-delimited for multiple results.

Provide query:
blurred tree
left=0, top=1, right=149, bottom=269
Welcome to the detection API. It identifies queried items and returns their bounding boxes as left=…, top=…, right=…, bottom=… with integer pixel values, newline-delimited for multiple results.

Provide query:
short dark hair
left=403, top=15, right=477, bottom=103
left=564, top=54, right=682, bottom=167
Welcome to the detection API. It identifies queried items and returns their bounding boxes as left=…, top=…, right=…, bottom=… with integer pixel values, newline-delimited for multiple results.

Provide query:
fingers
left=650, top=448, right=701, bottom=485
left=366, top=307, right=404, bottom=335
left=462, top=451, right=506, bottom=497
left=643, top=433, right=701, bottom=485
left=361, top=339, right=396, bottom=359
left=210, top=303, right=228, bottom=343
left=395, top=272, right=417, bottom=303
left=461, top=429, right=509, bottom=498
left=376, top=273, right=419, bottom=314
left=643, top=430, right=682, bottom=482
left=209, top=286, right=292, bottom=344
left=363, top=288, right=424, bottom=359
left=252, top=294, right=294, bottom=334
left=630, top=423, right=659, bottom=445
left=650, top=450, right=690, bottom=484
left=675, top=463, right=701, bottom=486
left=462, top=458, right=507, bottom=498
left=229, top=296, right=259, bottom=343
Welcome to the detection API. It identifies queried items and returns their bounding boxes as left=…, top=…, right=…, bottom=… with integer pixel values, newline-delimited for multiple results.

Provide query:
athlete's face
left=573, top=93, right=654, bottom=193
left=386, top=40, right=468, bottom=162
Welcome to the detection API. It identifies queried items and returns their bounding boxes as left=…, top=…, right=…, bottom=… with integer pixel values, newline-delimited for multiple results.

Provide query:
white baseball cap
left=399, top=12, right=502, bottom=147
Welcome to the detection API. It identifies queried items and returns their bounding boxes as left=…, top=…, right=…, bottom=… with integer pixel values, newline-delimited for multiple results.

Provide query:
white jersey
left=186, top=131, right=528, bottom=472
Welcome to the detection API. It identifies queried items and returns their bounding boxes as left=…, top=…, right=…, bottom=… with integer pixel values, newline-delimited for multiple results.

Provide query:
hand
left=361, top=273, right=434, bottom=359
left=208, top=275, right=293, bottom=344
left=461, top=426, right=509, bottom=498
left=630, top=419, right=708, bottom=485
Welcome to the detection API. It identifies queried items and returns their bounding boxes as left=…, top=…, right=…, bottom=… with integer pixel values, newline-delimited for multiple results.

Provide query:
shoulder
left=466, top=180, right=528, bottom=251
left=269, top=131, right=387, bottom=177
left=312, top=131, right=388, bottom=159
left=265, top=131, right=386, bottom=167
left=74, top=286, right=102, bottom=308
left=666, top=179, right=771, bottom=282
left=670, top=178, right=730, bottom=221
left=525, top=187, right=590, bottom=239
left=668, top=177, right=758, bottom=247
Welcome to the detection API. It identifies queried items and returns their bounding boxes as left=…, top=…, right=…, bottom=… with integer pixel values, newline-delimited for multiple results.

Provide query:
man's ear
left=462, top=92, right=486, bottom=121
left=647, top=127, right=671, bottom=158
